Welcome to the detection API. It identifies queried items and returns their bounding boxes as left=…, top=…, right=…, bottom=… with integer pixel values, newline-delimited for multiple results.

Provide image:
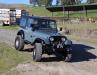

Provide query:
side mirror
left=60, top=27, right=63, bottom=31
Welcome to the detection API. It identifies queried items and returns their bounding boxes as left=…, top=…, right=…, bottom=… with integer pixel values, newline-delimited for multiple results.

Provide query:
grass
left=0, top=42, right=32, bottom=75
left=1, top=4, right=97, bottom=17
left=67, top=35, right=97, bottom=44
left=57, top=23, right=97, bottom=44
left=25, top=6, right=52, bottom=17
left=24, top=5, right=97, bottom=17
left=58, top=23, right=97, bottom=30
left=50, top=9, right=97, bottom=17
left=0, top=25, right=19, bottom=30
left=25, top=5, right=97, bottom=17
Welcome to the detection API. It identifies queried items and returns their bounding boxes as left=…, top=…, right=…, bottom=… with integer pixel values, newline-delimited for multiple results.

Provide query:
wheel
left=15, top=35, right=24, bottom=51
left=64, top=47, right=72, bottom=62
left=33, top=43, right=42, bottom=62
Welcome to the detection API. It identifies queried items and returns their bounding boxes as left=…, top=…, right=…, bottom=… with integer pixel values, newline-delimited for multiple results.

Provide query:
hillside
left=0, top=3, right=25, bottom=9
left=0, top=3, right=97, bottom=17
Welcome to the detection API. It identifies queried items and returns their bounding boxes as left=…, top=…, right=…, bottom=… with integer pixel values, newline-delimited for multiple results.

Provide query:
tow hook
left=57, top=43, right=63, bottom=48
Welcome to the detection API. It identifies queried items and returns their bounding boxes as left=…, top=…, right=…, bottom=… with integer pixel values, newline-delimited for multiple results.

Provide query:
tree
left=36, top=0, right=52, bottom=6
left=61, top=0, right=73, bottom=5
left=56, top=0, right=61, bottom=5
left=61, top=0, right=81, bottom=5
left=30, top=0, right=82, bottom=6
left=87, top=0, right=94, bottom=3
left=30, top=0, right=38, bottom=6
left=87, top=0, right=97, bottom=3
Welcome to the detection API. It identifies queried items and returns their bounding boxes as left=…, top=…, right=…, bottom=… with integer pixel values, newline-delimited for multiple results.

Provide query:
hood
left=34, top=29, right=62, bottom=38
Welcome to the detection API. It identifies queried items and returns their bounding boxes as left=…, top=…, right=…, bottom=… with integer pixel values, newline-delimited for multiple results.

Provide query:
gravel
left=0, top=29, right=97, bottom=75
left=0, top=29, right=17, bottom=46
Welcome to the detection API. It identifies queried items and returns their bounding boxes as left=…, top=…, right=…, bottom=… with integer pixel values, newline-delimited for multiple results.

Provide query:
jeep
left=14, top=15, right=72, bottom=62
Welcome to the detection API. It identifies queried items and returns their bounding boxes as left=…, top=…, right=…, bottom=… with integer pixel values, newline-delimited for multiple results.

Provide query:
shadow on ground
left=41, top=44, right=97, bottom=62
left=41, top=57, right=63, bottom=62
left=20, top=44, right=97, bottom=62
left=71, top=44, right=97, bottom=62
left=20, top=48, right=33, bottom=52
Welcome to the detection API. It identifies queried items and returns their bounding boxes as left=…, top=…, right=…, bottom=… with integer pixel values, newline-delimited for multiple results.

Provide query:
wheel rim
left=33, top=49, right=36, bottom=57
left=21, top=34, right=24, bottom=39
left=33, top=46, right=36, bottom=59
left=15, top=39, right=19, bottom=48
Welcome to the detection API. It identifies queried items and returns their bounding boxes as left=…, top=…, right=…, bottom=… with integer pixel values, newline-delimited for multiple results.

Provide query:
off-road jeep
left=15, top=15, right=72, bottom=62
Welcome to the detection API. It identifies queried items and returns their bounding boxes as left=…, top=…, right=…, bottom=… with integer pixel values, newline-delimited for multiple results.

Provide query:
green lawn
left=25, top=6, right=52, bottom=17
left=0, top=26, right=19, bottom=30
left=0, top=43, right=32, bottom=75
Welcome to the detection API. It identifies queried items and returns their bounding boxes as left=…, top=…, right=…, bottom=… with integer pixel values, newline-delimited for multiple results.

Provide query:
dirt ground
left=0, top=29, right=97, bottom=75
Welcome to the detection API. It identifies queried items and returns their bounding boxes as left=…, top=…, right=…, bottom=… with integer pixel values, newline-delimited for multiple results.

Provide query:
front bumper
left=50, top=39, right=72, bottom=49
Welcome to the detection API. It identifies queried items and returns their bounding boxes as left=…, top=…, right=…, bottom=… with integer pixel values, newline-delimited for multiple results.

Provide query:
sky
left=81, top=0, right=87, bottom=3
left=0, top=0, right=29, bottom=4
left=0, top=0, right=87, bottom=4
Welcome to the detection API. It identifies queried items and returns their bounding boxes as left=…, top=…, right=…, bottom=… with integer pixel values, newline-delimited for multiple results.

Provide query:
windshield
left=29, top=18, right=57, bottom=30
left=39, top=20, right=57, bottom=29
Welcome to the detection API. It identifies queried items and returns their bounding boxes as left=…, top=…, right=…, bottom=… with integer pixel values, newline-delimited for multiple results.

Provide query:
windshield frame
left=28, top=17, right=58, bottom=32
left=38, top=19, right=57, bottom=30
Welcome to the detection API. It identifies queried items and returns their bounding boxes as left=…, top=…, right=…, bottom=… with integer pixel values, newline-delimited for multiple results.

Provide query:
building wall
left=0, top=9, right=10, bottom=24
left=0, top=8, right=22, bottom=25
left=16, top=9, right=21, bottom=18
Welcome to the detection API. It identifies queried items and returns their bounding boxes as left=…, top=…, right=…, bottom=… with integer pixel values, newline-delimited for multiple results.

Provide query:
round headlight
left=61, top=38, right=66, bottom=41
left=50, top=37, right=54, bottom=41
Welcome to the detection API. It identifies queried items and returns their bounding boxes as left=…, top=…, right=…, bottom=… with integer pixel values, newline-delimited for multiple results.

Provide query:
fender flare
left=34, top=38, right=45, bottom=44
left=17, top=30, right=25, bottom=39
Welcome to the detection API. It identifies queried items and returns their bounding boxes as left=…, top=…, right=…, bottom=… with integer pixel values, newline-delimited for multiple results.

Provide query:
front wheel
left=64, top=47, right=72, bottom=62
left=33, top=43, right=42, bottom=62
left=15, top=35, right=24, bottom=51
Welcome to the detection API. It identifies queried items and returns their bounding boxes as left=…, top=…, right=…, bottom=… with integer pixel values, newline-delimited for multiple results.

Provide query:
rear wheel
left=15, top=35, right=24, bottom=51
left=33, top=43, right=42, bottom=62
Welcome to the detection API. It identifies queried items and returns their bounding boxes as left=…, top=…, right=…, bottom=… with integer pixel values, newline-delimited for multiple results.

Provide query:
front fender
left=33, top=37, right=50, bottom=44
left=43, top=38, right=50, bottom=44
left=17, top=30, right=25, bottom=39
left=64, top=40, right=72, bottom=46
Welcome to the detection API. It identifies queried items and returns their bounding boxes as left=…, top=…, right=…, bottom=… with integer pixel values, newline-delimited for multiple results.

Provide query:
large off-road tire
left=55, top=47, right=72, bottom=62
left=33, top=43, right=42, bottom=62
left=15, top=35, right=24, bottom=51
left=64, top=47, right=72, bottom=62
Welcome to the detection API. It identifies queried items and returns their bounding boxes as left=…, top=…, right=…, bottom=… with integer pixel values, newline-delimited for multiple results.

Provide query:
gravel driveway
left=0, top=29, right=97, bottom=75
left=0, top=29, right=17, bottom=46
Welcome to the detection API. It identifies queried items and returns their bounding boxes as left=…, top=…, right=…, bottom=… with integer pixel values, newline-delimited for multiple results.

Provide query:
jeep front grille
left=50, top=36, right=62, bottom=43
